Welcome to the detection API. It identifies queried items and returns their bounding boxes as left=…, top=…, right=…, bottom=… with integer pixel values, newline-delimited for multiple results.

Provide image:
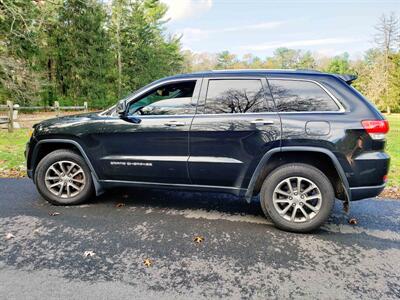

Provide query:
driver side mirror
left=116, top=100, right=127, bottom=116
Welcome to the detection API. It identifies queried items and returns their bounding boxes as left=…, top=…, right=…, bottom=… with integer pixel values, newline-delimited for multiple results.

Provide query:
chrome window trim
left=125, top=77, right=201, bottom=106
left=267, top=77, right=346, bottom=113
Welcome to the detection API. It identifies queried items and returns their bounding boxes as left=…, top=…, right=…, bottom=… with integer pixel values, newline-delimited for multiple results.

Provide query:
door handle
left=164, top=121, right=185, bottom=127
left=250, top=119, right=274, bottom=125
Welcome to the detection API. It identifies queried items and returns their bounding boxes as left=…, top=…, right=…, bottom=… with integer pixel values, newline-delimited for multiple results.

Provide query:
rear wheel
left=260, top=163, right=335, bottom=232
left=35, top=149, right=94, bottom=205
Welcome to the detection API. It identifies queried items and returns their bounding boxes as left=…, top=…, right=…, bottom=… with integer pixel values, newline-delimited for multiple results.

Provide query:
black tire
left=34, top=149, right=94, bottom=205
left=260, top=163, right=335, bottom=233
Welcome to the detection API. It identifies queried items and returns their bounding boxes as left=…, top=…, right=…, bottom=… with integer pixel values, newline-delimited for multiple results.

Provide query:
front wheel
left=34, top=149, right=94, bottom=205
left=260, top=163, right=335, bottom=233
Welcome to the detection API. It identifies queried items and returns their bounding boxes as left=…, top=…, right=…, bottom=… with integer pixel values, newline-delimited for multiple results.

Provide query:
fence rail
left=0, top=101, right=88, bottom=132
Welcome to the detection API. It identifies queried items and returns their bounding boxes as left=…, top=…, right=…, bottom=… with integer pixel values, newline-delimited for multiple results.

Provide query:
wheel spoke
left=305, top=195, right=321, bottom=201
left=49, top=166, right=61, bottom=176
left=71, top=178, right=84, bottom=184
left=275, top=199, right=291, bottom=203
left=58, top=162, right=67, bottom=174
left=302, top=183, right=317, bottom=195
left=280, top=204, right=291, bottom=215
left=297, top=177, right=301, bottom=193
left=58, top=182, right=64, bottom=196
left=69, top=182, right=81, bottom=191
left=285, top=179, right=294, bottom=194
left=304, top=202, right=319, bottom=212
left=71, top=169, right=84, bottom=178
left=290, top=207, right=298, bottom=221
left=50, top=181, right=62, bottom=188
left=276, top=189, right=291, bottom=197
left=66, top=163, right=75, bottom=175
left=299, top=206, right=310, bottom=220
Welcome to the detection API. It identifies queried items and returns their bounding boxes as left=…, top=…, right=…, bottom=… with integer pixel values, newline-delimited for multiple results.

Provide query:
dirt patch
left=379, top=187, right=400, bottom=200
left=0, top=168, right=26, bottom=178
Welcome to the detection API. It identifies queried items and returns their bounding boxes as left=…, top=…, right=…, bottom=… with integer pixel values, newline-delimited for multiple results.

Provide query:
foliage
left=0, top=0, right=183, bottom=108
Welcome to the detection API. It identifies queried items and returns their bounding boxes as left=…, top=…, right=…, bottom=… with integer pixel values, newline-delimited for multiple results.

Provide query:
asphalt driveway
left=0, top=178, right=399, bottom=299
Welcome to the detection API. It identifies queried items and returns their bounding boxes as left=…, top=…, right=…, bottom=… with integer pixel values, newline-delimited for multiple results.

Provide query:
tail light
left=361, top=119, right=389, bottom=140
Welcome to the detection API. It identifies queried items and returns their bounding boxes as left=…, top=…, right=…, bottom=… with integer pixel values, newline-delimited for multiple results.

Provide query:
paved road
left=0, top=178, right=399, bottom=299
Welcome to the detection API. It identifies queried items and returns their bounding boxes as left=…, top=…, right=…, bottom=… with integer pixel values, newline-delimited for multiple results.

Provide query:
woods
left=0, top=0, right=399, bottom=111
left=0, top=0, right=183, bottom=108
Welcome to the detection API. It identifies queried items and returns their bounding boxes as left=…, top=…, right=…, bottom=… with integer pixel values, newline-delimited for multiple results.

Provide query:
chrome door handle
left=164, top=121, right=185, bottom=127
left=250, top=119, right=274, bottom=125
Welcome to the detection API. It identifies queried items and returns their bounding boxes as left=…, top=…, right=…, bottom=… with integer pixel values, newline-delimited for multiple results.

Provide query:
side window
left=128, top=81, right=196, bottom=115
left=205, top=79, right=271, bottom=114
left=268, top=79, right=340, bottom=112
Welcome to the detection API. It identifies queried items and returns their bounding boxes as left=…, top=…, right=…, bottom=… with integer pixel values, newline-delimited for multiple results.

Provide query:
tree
left=113, top=0, right=183, bottom=97
left=374, top=12, right=400, bottom=113
left=325, top=53, right=352, bottom=74
left=0, top=0, right=42, bottom=105
left=216, top=51, right=238, bottom=69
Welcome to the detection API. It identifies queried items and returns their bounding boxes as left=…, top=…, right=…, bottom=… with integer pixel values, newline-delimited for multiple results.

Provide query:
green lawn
left=1, top=116, right=400, bottom=186
left=0, top=129, right=30, bottom=174
left=386, top=114, right=400, bottom=187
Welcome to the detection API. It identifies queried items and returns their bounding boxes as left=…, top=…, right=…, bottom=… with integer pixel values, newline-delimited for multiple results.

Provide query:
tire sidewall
left=35, top=150, right=93, bottom=205
left=261, top=164, right=335, bottom=232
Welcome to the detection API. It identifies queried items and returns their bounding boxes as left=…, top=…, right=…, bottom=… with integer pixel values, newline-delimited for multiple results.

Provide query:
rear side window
left=268, top=79, right=340, bottom=112
left=205, top=79, right=271, bottom=114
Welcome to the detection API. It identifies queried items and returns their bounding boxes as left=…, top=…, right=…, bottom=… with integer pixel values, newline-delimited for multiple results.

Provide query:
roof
left=162, top=69, right=356, bottom=84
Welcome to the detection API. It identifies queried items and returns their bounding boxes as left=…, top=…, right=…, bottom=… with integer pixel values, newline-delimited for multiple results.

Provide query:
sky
left=160, top=0, right=400, bottom=58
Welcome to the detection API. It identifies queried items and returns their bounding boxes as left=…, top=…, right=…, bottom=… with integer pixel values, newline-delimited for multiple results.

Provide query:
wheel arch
left=31, top=139, right=103, bottom=195
left=244, top=147, right=351, bottom=203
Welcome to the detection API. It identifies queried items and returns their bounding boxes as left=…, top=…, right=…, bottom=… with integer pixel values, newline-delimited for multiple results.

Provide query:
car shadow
left=94, top=187, right=266, bottom=217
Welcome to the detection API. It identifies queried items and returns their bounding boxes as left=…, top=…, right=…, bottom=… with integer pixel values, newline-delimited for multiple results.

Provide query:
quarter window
left=268, top=79, right=340, bottom=112
left=128, top=81, right=197, bottom=115
left=205, top=79, right=271, bottom=114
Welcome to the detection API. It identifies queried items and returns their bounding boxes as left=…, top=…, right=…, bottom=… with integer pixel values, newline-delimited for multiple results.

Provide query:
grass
left=0, top=129, right=31, bottom=176
left=0, top=115, right=400, bottom=187
left=385, top=114, right=400, bottom=187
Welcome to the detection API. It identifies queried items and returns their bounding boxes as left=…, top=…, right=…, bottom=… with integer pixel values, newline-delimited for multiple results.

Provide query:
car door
left=188, top=76, right=281, bottom=189
left=97, top=78, right=202, bottom=184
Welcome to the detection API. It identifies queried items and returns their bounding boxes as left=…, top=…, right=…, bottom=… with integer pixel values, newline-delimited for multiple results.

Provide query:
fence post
left=6, top=101, right=13, bottom=133
left=84, top=101, right=88, bottom=112
left=54, top=101, right=60, bottom=117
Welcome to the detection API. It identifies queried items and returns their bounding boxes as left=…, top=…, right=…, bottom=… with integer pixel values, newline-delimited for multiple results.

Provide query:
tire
left=34, top=149, right=94, bottom=205
left=260, top=163, right=335, bottom=233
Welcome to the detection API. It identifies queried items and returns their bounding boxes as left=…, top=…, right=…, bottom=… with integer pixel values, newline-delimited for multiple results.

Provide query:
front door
left=189, top=77, right=281, bottom=189
left=97, top=78, right=201, bottom=184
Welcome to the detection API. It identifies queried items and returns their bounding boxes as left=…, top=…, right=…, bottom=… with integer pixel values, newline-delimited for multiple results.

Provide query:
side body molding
left=244, top=146, right=351, bottom=203
left=32, top=139, right=104, bottom=196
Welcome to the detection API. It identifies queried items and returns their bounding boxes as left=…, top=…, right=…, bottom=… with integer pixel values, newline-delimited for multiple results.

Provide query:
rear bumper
left=350, top=183, right=385, bottom=201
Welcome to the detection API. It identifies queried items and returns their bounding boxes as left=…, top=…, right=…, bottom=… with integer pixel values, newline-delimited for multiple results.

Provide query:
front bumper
left=350, top=183, right=385, bottom=200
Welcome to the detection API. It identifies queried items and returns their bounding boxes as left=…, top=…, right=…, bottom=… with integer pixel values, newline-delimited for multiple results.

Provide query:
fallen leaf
left=83, top=251, right=95, bottom=257
left=49, top=212, right=60, bottom=216
left=193, top=235, right=205, bottom=244
left=143, top=258, right=152, bottom=267
left=115, top=203, right=125, bottom=208
left=5, top=233, right=15, bottom=240
left=348, top=218, right=358, bottom=225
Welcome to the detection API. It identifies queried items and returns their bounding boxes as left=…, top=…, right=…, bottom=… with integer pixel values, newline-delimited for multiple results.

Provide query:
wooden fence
left=0, top=101, right=88, bottom=132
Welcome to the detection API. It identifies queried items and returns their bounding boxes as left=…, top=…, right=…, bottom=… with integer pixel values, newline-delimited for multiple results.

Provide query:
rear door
left=188, top=77, right=281, bottom=189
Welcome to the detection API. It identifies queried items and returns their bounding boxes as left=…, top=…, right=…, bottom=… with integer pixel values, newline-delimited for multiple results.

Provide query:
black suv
left=25, top=70, right=390, bottom=232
